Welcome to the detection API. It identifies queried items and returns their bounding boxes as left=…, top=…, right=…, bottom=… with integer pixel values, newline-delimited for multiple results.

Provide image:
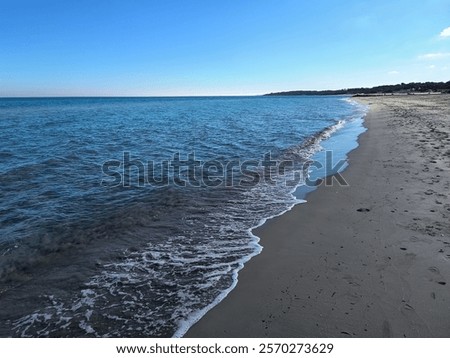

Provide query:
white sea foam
left=174, top=100, right=369, bottom=337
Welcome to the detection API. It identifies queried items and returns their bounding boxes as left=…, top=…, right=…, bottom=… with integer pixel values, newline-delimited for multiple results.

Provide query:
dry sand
left=186, top=94, right=450, bottom=338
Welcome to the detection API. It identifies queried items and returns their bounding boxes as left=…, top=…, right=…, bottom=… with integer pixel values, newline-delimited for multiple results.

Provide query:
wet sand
left=186, top=94, right=450, bottom=337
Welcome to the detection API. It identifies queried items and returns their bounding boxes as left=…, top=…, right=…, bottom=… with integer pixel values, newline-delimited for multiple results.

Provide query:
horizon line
left=0, top=94, right=266, bottom=99
left=2, top=80, right=448, bottom=99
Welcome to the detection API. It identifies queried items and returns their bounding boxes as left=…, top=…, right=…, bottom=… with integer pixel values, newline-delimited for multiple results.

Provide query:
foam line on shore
left=178, top=98, right=368, bottom=337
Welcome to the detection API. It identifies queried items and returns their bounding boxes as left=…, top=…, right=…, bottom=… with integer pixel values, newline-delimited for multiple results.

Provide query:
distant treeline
left=264, top=81, right=450, bottom=96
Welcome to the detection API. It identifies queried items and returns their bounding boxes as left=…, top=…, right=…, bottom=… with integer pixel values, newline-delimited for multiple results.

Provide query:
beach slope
left=186, top=95, right=450, bottom=337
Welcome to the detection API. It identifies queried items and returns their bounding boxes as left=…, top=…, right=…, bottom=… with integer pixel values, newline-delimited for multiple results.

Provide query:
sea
left=0, top=96, right=367, bottom=337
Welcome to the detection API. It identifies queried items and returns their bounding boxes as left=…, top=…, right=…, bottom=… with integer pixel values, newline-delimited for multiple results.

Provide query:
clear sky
left=1, top=0, right=450, bottom=96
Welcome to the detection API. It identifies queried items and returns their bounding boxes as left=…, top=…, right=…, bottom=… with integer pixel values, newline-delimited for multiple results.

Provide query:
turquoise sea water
left=0, top=96, right=366, bottom=337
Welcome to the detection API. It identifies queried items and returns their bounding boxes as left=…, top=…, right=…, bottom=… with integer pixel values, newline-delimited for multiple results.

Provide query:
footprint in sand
left=427, top=266, right=447, bottom=286
left=357, top=208, right=371, bottom=212
left=428, top=266, right=440, bottom=274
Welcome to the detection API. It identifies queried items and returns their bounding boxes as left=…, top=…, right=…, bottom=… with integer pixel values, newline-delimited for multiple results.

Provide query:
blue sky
left=1, top=0, right=450, bottom=96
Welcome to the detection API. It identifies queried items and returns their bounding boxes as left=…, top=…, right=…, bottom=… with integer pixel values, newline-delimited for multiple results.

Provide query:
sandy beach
left=186, top=94, right=450, bottom=338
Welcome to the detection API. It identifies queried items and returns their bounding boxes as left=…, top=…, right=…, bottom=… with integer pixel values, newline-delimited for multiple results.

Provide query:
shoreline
left=186, top=94, right=450, bottom=337
left=177, top=99, right=367, bottom=337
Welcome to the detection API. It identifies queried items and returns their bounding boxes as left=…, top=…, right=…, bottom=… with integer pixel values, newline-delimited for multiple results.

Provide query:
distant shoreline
left=264, top=81, right=450, bottom=96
